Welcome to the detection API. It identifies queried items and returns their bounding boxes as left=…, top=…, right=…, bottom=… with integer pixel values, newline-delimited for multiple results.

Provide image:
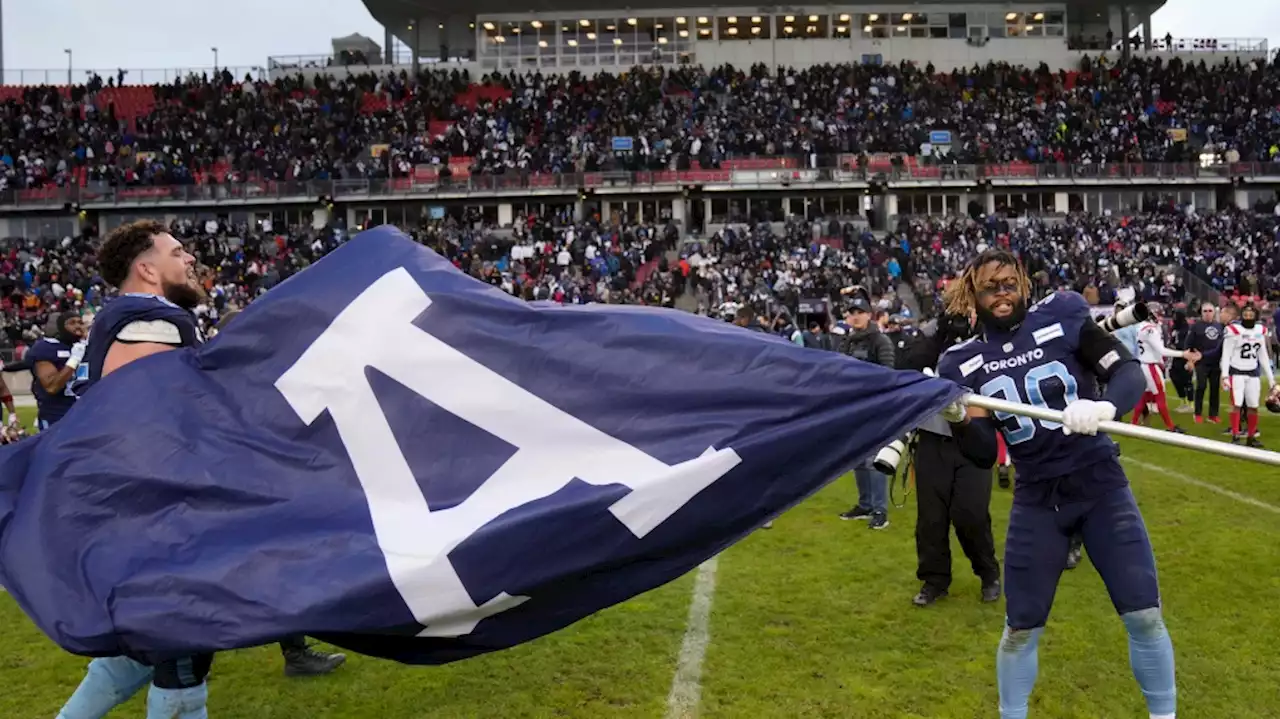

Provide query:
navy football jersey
left=938, top=291, right=1118, bottom=482
left=81, top=293, right=203, bottom=394
left=25, top=337, right=79, bottom=423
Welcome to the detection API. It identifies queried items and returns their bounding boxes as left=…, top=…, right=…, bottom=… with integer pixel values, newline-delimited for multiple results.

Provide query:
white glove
left=940, top=399, right=966, bottom=423
left=1061, top=399, right=1116, bottom=436
left=66, top=340, right=87, bottom=370
left=7, top=412, right=18, bottom=428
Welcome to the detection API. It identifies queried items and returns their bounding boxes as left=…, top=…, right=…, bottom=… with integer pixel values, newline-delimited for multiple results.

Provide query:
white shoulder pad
left=116, top=320, right=183, bottom=345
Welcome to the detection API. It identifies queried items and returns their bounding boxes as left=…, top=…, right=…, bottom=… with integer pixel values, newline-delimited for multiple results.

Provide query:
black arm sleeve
left=950, top=416, right=999, bottom=469
left=1076, top=319, right=1137, bottom=382
left=1184, top=324, right=1202, bottom=353
left=901, top=332, right=946, bottom=373
left=1101, top=360, right=1145, bottom=417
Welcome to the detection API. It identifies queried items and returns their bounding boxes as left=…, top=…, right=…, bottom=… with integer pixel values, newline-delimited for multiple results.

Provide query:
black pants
left=1168, top=359, right=1193, bottom=400
left=280, top=635, right=307, bottom=655
left=914, top=431, right=1000, bottom=590
left=1194, top=362, right=1221, bottom=418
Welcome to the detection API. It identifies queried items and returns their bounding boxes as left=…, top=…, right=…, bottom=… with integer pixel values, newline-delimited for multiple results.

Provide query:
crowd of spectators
left=3, top=52, right=1280, bottom=355
left=682, top=219, right=910, bottom=320
left=674, top=200, right=1280, bottom=334
left=0, top=210, right=682, bottom=359
left=899, top=204, right=1280, bottom=316
left=6, top=54, right=1280, bottom=194
left=1, top=204, right=1276, bottom=363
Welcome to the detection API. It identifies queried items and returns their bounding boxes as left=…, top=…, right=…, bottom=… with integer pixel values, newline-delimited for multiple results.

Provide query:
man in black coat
left=899, top=313, right=1000, bottom=606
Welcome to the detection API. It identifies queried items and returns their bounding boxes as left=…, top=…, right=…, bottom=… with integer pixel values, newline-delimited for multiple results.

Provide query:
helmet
left=1267, top=387, right=1280, bottom=415
left=1240, top=302, right=1260, bottom=328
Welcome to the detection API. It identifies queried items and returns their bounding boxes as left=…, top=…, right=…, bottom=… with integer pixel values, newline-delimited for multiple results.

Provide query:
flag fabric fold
left=0, top=226, right=963, bottom=665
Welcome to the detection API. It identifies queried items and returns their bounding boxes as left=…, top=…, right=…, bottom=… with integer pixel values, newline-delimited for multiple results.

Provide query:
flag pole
left=962, top=393, right=1280, bottom=467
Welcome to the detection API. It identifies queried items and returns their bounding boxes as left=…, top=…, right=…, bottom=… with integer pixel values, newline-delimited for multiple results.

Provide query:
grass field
left=2, top=403, right=1279, bottom=718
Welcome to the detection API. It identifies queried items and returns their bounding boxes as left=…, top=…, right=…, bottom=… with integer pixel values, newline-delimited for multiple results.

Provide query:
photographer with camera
left=900, top=311, right=1001, bottom=606
left=837, top=297, right=896, bottom=530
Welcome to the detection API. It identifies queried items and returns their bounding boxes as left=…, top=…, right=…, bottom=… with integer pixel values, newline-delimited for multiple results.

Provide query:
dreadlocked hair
left=943, top=248, right=1032, bottom=317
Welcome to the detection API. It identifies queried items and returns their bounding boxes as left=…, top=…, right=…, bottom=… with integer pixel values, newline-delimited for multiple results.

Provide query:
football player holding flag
left=936, top=249, right=1177, bottom=719
left=1220, top=303, right=1276, bottom=447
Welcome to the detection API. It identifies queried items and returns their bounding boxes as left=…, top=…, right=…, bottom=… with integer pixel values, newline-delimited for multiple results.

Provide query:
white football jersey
left=1135, top=322, right=1168, bottom=364
left=1221, top=323, right=1272, bottom=378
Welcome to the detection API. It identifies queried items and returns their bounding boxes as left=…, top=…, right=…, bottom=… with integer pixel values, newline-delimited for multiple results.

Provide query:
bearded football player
left=1220, top=303, right=1276, bottom=447
left=935, top=249, right=1177, bottom=719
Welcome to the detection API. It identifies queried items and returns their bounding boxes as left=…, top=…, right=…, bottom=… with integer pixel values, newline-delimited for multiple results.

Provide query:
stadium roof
left=362, top=0, right=1166, bottom=55
left=364, top=0, right=1164, bottom=20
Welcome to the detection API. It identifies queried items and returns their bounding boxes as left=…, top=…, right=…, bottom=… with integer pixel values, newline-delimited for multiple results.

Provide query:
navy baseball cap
left=845, top=298, right=872, bottom=314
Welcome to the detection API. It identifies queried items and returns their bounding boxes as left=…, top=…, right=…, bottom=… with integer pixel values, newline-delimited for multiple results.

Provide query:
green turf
left=2, top=406, right=1278, bottom=718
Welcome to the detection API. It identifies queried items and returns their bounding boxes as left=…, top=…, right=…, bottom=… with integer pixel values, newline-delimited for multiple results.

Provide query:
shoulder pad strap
left=117, top=320, right=183, bottom=345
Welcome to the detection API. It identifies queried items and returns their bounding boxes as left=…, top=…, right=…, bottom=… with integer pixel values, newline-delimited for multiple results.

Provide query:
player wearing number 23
left=1219, top=302, right=1275, bottom=447
left=936, top=249, right=1177, bottom=719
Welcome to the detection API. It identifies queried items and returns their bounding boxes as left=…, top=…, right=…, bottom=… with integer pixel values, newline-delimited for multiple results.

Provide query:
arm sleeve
left=901, top=333, right=946, bottom=373
left=1146, top=327, right=1182, bottom=359
left=1076, top=319, right=1138, bottom=382
left=1102, top=360, right=1145, bottom=416
left=1184, top=325, right=1201, bottom=352
left=951, top=416, right=998, bottom=469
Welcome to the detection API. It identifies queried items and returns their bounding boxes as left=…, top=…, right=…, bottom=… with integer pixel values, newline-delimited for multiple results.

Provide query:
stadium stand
left=1, top=53, right=1278, bottom=363
left=6, top=58, right=1280, bottom=192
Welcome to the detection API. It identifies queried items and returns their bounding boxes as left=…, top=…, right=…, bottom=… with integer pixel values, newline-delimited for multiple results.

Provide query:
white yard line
left=664, top=557, right=719, bottom=719
left=1123, top=457, right=1280, bottom=515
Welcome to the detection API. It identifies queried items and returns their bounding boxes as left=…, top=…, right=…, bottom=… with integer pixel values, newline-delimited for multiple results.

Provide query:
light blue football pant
left=57, top=656, right=208, bottom=719
left=997, top=607, right=1175, bottom=718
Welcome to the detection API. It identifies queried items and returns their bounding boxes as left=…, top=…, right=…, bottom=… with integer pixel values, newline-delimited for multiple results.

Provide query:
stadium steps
left=674, top=292, right=700, bottom=313
left=896, top=280, right=923, bottom=320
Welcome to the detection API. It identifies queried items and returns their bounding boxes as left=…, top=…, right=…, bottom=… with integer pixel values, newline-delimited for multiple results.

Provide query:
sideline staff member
left=837, top=297, right=895, bottom=530
left=1186, top=302, right=1226, bottom=423
left=901, top=313, right=1000, bottom=605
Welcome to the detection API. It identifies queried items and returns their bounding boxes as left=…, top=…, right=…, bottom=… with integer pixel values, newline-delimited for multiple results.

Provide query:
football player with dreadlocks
left=1220, top=303, right=1276, bottom=447
left=936, top=249, right=1177, bottom=719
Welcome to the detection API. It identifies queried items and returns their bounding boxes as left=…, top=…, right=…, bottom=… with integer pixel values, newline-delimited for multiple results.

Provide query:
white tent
left=331, top=34, right=382, bottom=62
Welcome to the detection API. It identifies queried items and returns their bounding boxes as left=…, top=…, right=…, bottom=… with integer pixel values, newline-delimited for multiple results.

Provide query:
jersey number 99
left=979, top=361, right=1080, bottom=445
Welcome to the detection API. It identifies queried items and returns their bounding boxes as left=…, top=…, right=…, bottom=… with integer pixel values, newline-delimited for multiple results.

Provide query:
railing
left=1173, top=265, right=1225, bottom=308
left=1068, top=36, right=1267, bottom=53
left=1, top=66, right=267, bottom=87
left=3, top=162, right=1278, bottom=210
left=266, top=50, right=470, bottom=71
left=1139, top=37, right=1266, bottom=52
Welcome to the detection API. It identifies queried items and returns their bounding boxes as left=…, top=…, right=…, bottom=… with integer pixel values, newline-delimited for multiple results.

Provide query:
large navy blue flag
left=0, top=226, right=963, bottom=665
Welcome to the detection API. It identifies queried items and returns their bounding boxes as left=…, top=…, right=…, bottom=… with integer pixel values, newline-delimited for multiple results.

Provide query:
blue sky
left=1, top=0, right=1276, bottom=80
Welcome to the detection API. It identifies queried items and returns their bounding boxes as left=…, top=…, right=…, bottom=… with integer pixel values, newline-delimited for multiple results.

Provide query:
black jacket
left=838, top=325, right=895, bottom=368
left=803, top=331, right=837, bottom=352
